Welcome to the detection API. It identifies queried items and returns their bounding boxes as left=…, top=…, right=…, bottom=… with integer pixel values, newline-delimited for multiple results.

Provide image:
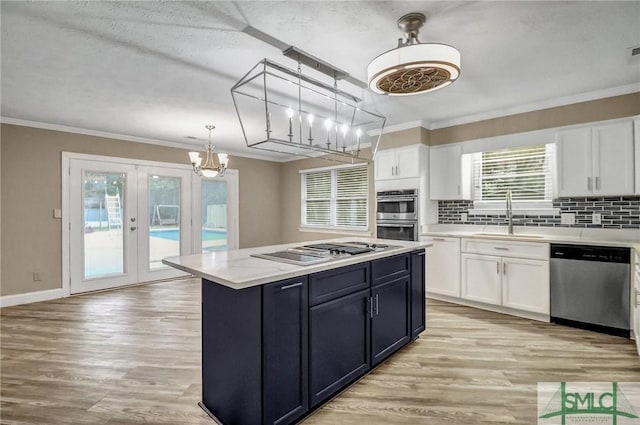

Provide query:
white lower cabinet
left=425, top=237, right=461, bottom=297
left=501, top=257, right=549, bottom=314
left=461, top=254, right=501, bottom=304
left=461, top=239, right=550, bottom=316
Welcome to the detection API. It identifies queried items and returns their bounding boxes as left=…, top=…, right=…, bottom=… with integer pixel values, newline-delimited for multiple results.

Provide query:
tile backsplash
left=438, top=196, right=640, bottom=229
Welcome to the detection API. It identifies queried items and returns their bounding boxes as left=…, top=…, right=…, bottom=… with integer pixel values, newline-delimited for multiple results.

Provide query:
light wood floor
left=2, top=278, right=639, bottom=424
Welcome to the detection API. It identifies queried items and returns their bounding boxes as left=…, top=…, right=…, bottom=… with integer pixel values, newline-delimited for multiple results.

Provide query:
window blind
left=304, top=170, right=331, bottom=225
left=302, top=165, right=368, bottom=229
left=336, top=166, right=368, bottom=228
left=470, top=144, right=555, bottom=201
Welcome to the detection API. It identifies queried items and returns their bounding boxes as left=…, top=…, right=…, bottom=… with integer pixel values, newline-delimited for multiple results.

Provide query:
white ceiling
left=2, top=1, right=639, bottom=160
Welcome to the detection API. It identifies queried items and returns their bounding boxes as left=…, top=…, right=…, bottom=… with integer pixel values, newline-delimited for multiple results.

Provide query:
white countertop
left=162, top=238, right=431, bottom=290
left=420, top=224, right=640, bottom=252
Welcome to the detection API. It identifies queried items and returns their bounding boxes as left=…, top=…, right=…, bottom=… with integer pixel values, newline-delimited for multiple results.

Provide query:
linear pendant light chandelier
left=231, top=48, right=386, bottom=163
left=367, top=12, right=461, bottom=96
left=188, top=125, right=229, bottom=178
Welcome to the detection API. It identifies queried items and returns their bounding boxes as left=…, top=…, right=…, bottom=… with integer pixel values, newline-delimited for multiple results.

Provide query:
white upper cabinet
left=556, top=120, right=635, bottom=197
left=374, top=150, right=396, bottom=180
left=429, top=144, right=470, bottom=200
left=374, top=145, right=421, bottom=181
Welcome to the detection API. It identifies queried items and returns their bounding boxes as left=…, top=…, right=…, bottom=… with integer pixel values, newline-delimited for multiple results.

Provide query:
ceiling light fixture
left=367, top=12, right=461, bottom=96
left=231, top=50, right=385, bottom=163
left=188, top=125, right=229, bottom=178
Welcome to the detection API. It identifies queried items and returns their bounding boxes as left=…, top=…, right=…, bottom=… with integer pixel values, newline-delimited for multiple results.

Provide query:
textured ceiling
left=1, top=1, right=639, bottom=160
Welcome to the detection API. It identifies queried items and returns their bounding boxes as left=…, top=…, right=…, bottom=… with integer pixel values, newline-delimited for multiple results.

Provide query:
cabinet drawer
left=462, top=238, right=549, bottom=260
left=310, top=263, right=369, bottom=306
left=371, top=253, right=410, bottom=286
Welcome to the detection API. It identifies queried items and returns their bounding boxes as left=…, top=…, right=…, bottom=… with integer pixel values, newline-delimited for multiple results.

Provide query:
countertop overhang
left=162, top=238, right=431, bottom=290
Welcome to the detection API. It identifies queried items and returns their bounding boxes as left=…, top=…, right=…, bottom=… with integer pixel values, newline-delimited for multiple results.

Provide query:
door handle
left=280, top=282, right=302, bottom=290
left=130, top=226, right=137, bottom=231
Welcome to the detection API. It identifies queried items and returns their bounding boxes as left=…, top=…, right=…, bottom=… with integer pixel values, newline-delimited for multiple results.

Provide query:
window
left=301, top=165, right=368, bottom=230
left=469, top=144, right=555, bottom=211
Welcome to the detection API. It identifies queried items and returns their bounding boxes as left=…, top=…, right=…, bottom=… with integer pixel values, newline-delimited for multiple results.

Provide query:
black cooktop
left=303, top=243, right=372, bottom=255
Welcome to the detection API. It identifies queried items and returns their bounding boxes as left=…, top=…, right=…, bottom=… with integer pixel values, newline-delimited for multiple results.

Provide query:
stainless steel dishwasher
left=550, top=244, right=631, bottom=338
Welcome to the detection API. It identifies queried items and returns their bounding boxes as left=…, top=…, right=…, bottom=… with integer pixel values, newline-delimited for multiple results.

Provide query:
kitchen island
left=163, top=238, right=431, bottom=425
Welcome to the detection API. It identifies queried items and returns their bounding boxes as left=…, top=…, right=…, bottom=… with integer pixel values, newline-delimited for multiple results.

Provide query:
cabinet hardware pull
left=369, top=297, right=374, bottom=319
left=130, top=226, right=137, bottom=231
left=432, top=238, right=446, bottom=241
left=280, top=282, right=302, bottom=290
left=595, top=176, right=600, bottom=190
left=497, top=262, right=500, bottom=274
left=457, top=184, right=461, bottom=195
left=503, top=262, right=506, bottom=275
left=416, top=251, right=426, bottom=256
left=374, top=294, right=379, bottom=316
left=587, top=176, right=592, bottom=190
left=494, top=247, right=509, bottom=251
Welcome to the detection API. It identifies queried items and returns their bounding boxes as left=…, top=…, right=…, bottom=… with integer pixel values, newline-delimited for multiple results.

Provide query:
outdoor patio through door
left=68, top=158, right=192, bottom=294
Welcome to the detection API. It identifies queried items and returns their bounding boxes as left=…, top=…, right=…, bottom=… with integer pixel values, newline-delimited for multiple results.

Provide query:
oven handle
left=377, top=223, right=415, bottom=228
left=376, top=197, right=416, bottom=202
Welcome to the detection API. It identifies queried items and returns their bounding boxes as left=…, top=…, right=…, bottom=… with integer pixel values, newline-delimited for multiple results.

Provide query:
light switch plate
left=561, top=213, right=575, bottom=225
left=592, top=213, right=602, bottom=225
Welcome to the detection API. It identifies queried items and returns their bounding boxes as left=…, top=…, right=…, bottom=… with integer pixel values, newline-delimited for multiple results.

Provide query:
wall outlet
left=560, top=213, right=575, bottom=225
left=53, top=208, right=62, bottom=219
left=460, top=212, right=468, bottom=222
left=33, top=272, right=41, bottom=282
left=592, top=212, right=602, bottom=225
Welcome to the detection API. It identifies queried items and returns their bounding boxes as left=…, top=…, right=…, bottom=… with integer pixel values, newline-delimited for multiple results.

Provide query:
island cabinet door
left=371, top=275, right=411, bottom=366
left=262, top=277, right=309, bottom=425
left=309, top=288, right=371, bottom=408
left=410, top=250, right=426, bottom=339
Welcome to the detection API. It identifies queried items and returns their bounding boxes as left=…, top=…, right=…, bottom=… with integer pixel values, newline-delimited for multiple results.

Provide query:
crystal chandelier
left=188, top=125, right=229, bottom=178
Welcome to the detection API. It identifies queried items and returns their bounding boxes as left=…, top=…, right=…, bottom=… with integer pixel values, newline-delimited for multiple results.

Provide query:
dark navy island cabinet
left=199, top=250, right=426, bottom=425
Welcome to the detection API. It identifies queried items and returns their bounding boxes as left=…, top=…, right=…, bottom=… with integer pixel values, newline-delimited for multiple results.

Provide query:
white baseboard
left=0, top=288, right=63, bottom=308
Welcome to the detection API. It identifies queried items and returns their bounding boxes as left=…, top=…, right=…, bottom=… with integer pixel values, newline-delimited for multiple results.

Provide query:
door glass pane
left=202, top=180, right=228, bottom=252
left=148, top=176, right=181, bottom=270
left=83, top=171, right=125, bottom=278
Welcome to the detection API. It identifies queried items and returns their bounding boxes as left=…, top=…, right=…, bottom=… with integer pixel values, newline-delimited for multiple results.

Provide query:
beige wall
left=3, top=92, right=638, bottom=299
left=377, top=126, right=429, bottom=150
left=279, top=150, right=374, bottom=244
left=0, top=124, right=281, bottom=297
left=430, top=92, right=640, bottom=145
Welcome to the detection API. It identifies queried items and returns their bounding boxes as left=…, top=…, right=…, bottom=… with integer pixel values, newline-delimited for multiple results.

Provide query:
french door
left=68, top=158, right=192, bottom=294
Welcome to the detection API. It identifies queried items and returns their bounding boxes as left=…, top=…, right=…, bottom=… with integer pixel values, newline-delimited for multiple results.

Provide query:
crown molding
left=0, top=117, right=287, bottom=162
left=379, top=120, right=427, bottom=134
left=427, top=83, right=640, bottom=130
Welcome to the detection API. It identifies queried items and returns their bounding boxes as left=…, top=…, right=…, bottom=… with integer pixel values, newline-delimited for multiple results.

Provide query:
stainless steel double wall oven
left=375, top=189, right=419, bottom=241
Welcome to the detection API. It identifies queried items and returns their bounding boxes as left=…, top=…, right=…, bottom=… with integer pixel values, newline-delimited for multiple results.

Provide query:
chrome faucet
left=506, top=189, right=513, bottom=235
